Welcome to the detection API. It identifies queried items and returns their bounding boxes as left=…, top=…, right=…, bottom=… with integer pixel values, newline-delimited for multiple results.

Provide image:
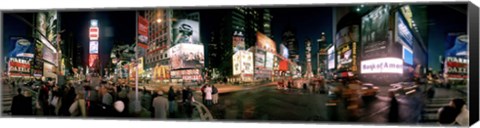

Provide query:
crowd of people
left=6, top=75, right=223, bottom=120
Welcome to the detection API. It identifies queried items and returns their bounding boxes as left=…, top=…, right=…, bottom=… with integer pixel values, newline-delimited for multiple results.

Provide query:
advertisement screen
left=279, top=44, right=289, bottom=59
left=335, top=25, right=359, bottom=48
left=89, top=41, right=99, bottom=53
left=256, top=32, right=276, bottom=53
left=328, top=46, right=335, bottom=69
left=7, top=37, right=34, bottom=59
left=42, top=46, right=57, bottom=65
left=36, top=11, right=58, bottom=52
left=43, top=62, right=56, bottom=78
left=233, top=31, right=245, bottom=53
left=89, top=54, right=99, bottom=67
left=169, top=43, right=204, bottom=69
left=8, top=57, right=32, bottom=77
left=137, top=16, right=149, bottom=57
left=233, top=51, right=254, bottom=75
left=172, top=19, right=201, bottom=45
left=397, top=12, right=414, bottom=47
left=266, top=52, right=274, bottom=70
left=403, top=47, right=414, bottom=65
left=361, top=57, right=403, bottom=74
left=89, top=27, right=99, bottom=40
left=361, top=5, right=390, bottom=59
left=444, top=34, right=468, bottom=80
left=255, top=49, right=266, bottom=68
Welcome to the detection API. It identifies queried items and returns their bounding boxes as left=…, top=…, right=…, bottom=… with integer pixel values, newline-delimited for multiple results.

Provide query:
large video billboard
left=172, top=19, right=201, bottom=45
left=42, top=46, right=57, bottom=66
left=328, top=46, right=335, bottom=69
left=255, top=49, right=266, bottom=69
left=233, top=31, right=246, bottom=53
left=266, top=52, right=274, bottom=70
left=361, top=5, right=391, bottom=60
left=169, top=43, right=204, bottom=69
left=88, top=54, right=99, bottom=67
left=35, top=11, right=58, bottom=52
left=7, top=37, right=34, bottom=59
left=233, top=51, right=254, bottom=75
left=444, top=34, right=468, bottom=80
left=8, top=57, right=32, bottom=77
left=335, top=25, right=359, bottom=49
left=256, top=32, right=276, bottom=53
left=360, top=57, right=403, bottom=74
left=89, top=41, right=99, bottom=53
left=279, top=44, right=289, bottom=59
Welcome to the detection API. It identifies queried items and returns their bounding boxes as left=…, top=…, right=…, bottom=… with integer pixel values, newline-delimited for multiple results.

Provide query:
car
left=360, top=83, right=379, bottom=97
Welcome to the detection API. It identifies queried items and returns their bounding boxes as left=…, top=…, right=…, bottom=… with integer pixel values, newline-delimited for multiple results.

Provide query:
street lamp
left=156, top=18, right=162, bottom=23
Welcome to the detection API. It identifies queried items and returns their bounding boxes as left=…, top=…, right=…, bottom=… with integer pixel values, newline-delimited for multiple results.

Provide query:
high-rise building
left=144, top=9, right=170, bottom=69
left=207, top=7, right=273, bottom=77
left=281, top=25, right=298, bottom=61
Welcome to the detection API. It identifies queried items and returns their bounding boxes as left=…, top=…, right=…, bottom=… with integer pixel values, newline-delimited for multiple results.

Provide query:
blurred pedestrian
left=204, top=84, right=213, bottom=107
left=451, top=98, right=469, bottom=126
left=184, top=86, right=194, bottom=119
left=141, top=89, right=153, bottom=112
left=69, top=92, right=87, bottom=117
left=168, top=86, right=176, bottom=117
left=112, top=100, right=128, bottom=117
left=387, top=91, right=399, bottom=123
left=152, top=91, right=169, bottom=119
left=212, top=85, right=218, bottom=104
left=201, top=84, right=206, bottom=103
left=11, top=88, right=28, bottom=115
left=182, top=87, right=188, bottom=103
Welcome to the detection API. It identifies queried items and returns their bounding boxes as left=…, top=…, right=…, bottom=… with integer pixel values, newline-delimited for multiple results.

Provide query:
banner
left=233, top=51, right=254, bottom=75
left=255, top=49, right=266, bottom=69
left=361, top=57, right=403, bottom=74
left=138, top=15, right=149, bottom=57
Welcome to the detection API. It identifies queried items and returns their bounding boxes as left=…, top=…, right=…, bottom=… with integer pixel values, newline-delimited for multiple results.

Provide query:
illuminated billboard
left=89, top=41, right=99, bottom=53
left=233, top=51, right=254, bottom=75
left=335, top=25, right=359, bottom=49
left=42, top=46, right=57, bottom=66
left=256, top=32, right=276, bottom=53
left=35, top=11, right=58, bottom=53
left=361, top=57, right=403, bottom=74
left=233, top=31, right=245, bottom=53
left=7, top=37, right=34, bottom=59
left=361, top=5, right=390, bottom=60
left=172, top=19, right=201, bottom=45
left=255, top=49, right=266, bottom=68
left=266, top=52, right=274, bottom=70
left=328, top=46, right=335, bottom=69
left=7, top=57, right=32, bottom=77
left=43, top=63, right=56, bottom=78
left=89, top=54, right=99, bottom=67
left=169, top=43, right=204, bottom=69
left=403, top=47, right=414, bottom=65
left=89, top=26, right=99, bottom=40
left=279, top=44, right=289, bottom=59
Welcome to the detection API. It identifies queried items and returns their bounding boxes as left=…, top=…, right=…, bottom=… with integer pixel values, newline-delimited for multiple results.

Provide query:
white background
left=1, top=0, right=478, bottom=128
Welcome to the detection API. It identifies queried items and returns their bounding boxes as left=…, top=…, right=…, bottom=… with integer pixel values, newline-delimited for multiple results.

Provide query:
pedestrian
left=387, top=91, right=399, bottom=123
left=11, top=88, right=26, bottom=115
left=167, top=86, right=176, bottom=117
left=182, top=87, right=188, bottom=103
left=112, top=100, right=128, bottom=117
left=141, top=89, right=153, bottom=112
left=212, top=85, right=219, bottom=104
left=69, top=92, right=87, bottom=117
left=438, top=105, right=457, bottom=125
left=204, top=84, right=213, bottom=107
left=38, top=82, right=50, bottom=116
left=427, top=85, right=435, bottom=102
left=451, top=98, right=469, bottom=126
left=152, top=91, right=169, bottom=119
left=184, top=86, right=194, bottom=119
left=201, top=84, right=206, bottom=103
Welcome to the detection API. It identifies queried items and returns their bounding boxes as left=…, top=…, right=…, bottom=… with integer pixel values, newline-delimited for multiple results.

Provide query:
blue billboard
left=7, top=37, right=34, bottom=59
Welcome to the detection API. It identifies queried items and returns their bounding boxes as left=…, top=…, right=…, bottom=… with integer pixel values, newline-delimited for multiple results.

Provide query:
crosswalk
left=2, top=84, right=13, bottom=115
left=420, top=98, right=460, bottom=123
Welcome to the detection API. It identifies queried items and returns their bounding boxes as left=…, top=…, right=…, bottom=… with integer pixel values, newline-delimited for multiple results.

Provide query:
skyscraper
left=281, top=25, right=298, bottom=61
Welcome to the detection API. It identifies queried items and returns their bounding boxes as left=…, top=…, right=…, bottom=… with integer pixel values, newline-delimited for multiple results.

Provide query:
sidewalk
left=137, top=81, right=276, bottom=95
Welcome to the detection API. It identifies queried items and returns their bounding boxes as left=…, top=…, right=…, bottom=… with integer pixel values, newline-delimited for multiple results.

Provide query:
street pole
left=134, top=11, right=140, bottom=113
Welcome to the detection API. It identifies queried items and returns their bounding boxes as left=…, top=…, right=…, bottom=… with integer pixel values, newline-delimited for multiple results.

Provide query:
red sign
left=279, top=60, right=288, bottom=71
left=138, top=16, right=149, bottom=36
left=89, top=54, right=99, bottom=67
left=89, top=27, right=99, bottom=40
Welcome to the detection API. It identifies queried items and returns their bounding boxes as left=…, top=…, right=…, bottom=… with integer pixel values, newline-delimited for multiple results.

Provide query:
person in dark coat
left=11, top=88, right=26, bottom=115
left=438, top=106, right=457, bottom=125
left=167, top=86, right=176, bottom=117
left=183, top=86, right=194, bottom=119
left=388, top=91, right=399, bottom=123
left=38, top=83, right=50, bottom=116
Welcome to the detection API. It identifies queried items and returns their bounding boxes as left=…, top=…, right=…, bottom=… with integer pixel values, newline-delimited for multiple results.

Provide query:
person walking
left=69, top=92, right=87, bottom=117
left=11, top=88, right=27, bottom=115
left=152, top=91, right=169, bottom=119
left=167, top=86, right=176, bottom=118
left=184, top=86, right=194, bottom=119
left=387, top=91, right=399, bottom=123
left=212, top=85, right=219, bottom=104
left=451, top=98, right=469, bottom=126
left=204, top=84, right=213, bottom=107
